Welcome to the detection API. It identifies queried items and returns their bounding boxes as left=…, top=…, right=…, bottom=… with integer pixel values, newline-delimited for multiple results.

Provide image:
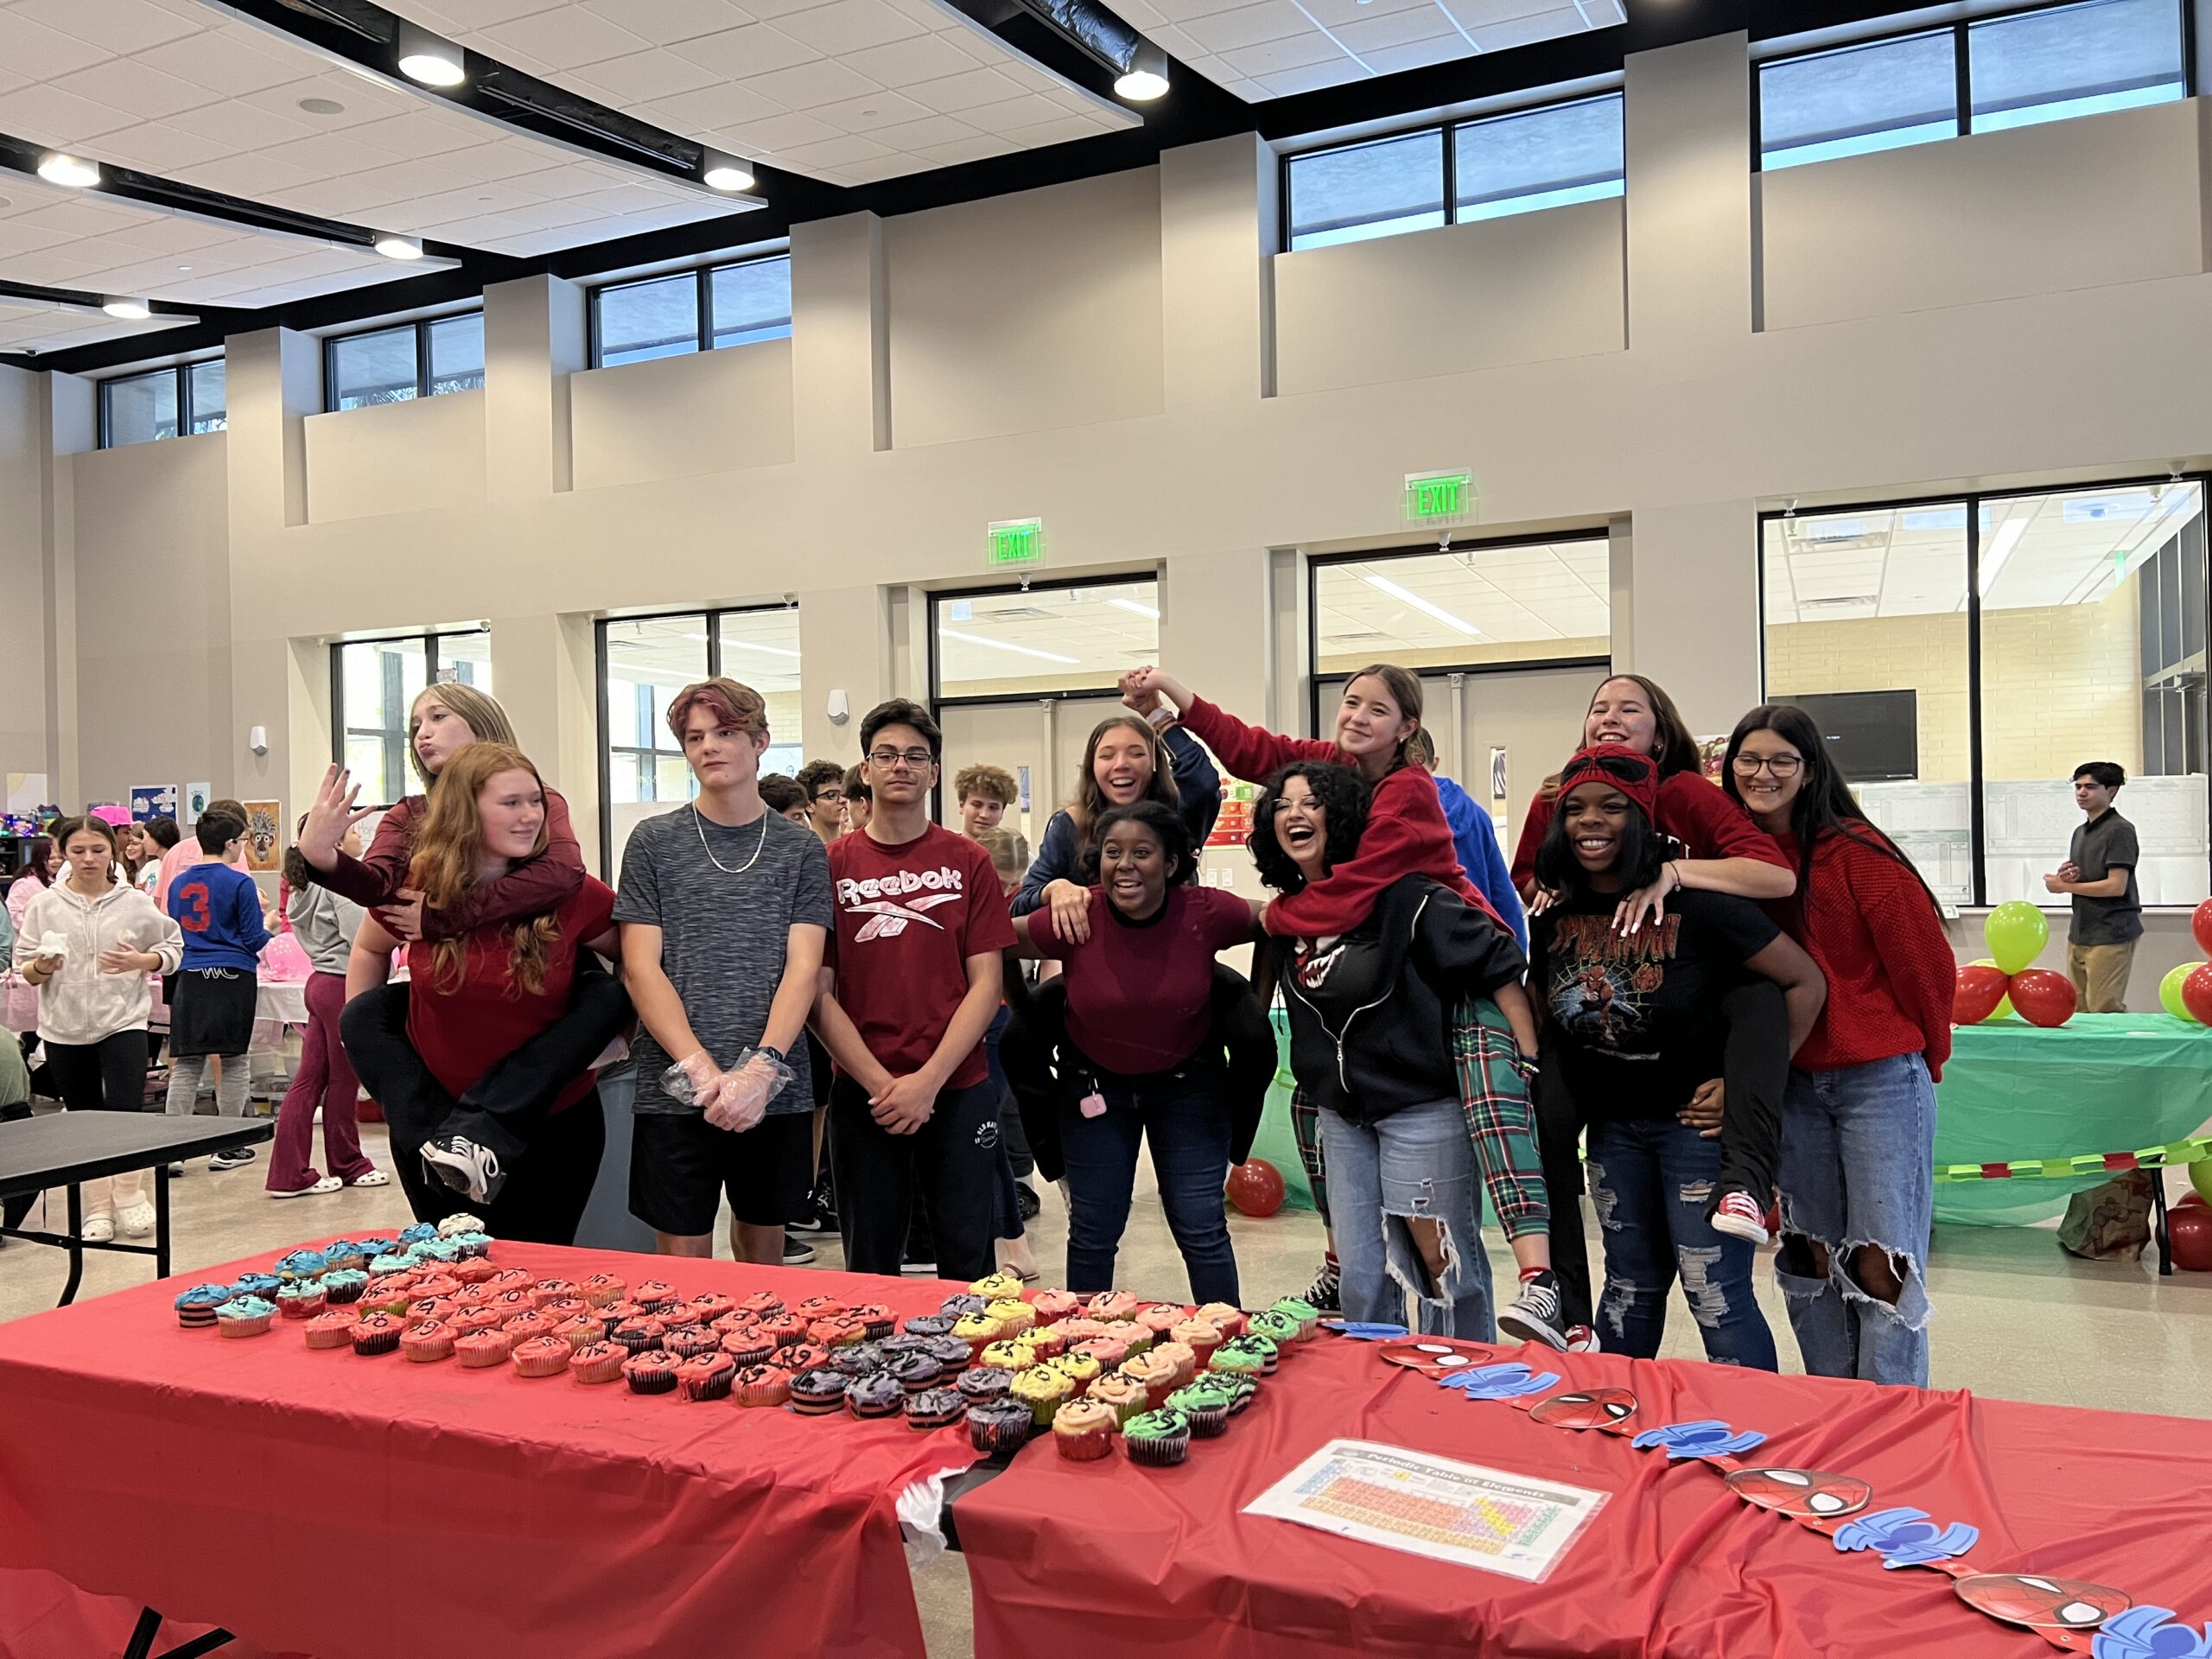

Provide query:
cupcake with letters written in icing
left=401, top=1319, right=456, bottom=1363
left=905, top=1388, right=964, bottom=1430
left=1122, top=1408, right=1192, bottom=1467
left=1085, top=1373, right=1149, bottom=1426
left=677, top=1352, right=737, bottom=1402
left=734, top=1364, right=793, bottom=1408
left=511, top=1336, right=573, bottom=1378
left=455, top=1329, right=514, bottom=1368
left=303, top=1310, right=357, bottom=1350
left=1052, top=1399, right=1117, bottom=1461
left=569, top=1341, right=626, bottom=1384
left=1010, top=1363, right=1073, bottom=1427
left=1166, top=1381, right=1232, bottom=1438
left=979, top=1340, right=1034, bottom=1374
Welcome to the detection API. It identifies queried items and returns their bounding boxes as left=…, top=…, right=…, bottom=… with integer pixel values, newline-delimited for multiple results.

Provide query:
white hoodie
left=14, top=879, right=184, bottom=1045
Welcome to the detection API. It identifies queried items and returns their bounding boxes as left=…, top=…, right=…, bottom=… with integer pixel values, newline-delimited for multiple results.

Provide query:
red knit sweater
left=1178, top=697, right=1503, bottom=939
left=1770, top=828, right=1954, bottom=1082
left=1512, top=770, right=1789, bottom=890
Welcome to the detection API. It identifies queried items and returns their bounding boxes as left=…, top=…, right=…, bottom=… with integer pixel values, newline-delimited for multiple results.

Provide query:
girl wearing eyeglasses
left=1529, top=746, right=1824, bottom=1368
left=1722, top=704, right=1952, bottom=1386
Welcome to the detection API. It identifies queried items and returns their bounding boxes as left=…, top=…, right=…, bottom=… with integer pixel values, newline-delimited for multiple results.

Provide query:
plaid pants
left=1291, top=996, right=1548, bottom=1243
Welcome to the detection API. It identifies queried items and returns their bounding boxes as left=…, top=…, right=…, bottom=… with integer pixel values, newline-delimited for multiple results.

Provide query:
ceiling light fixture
left=298, top=97, right=346, bottom=116
left=1977, top=515, right=2030, bottom=596
left=37, top=153, right=101, bottom=188
left=1364, top=572, right=1480, bottom=636
left=372, top=232, right=424, bottom=260
left=701, top=150, right=756, bottom=193
left=397, top=22, right=466, bottom=88
left=101, top=296, right=152, bottom=321
left=940, top=627, right=1079, bottom=665
left=721, top=638, right=801, bottom=658
left=1109, top=597, right=1160, bottom=620
left=1115, top=42, right=1171, bottom=101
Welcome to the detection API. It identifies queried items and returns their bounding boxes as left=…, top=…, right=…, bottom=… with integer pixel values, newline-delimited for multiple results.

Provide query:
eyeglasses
left=1731, top=754, right=1803, bottom=778
left=868, top=748, right=936, bottom=770
left=811, top=788, right=845, bottom=804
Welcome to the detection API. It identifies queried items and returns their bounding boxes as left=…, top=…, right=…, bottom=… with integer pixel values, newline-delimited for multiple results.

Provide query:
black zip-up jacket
left=1277, top=874, right=1525, bottom=1127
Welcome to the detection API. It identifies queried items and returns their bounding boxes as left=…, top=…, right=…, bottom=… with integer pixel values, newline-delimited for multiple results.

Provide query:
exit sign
left=1404, top=470, right=1476, bottom=524
left=987, top=518, right=1046, bottom=567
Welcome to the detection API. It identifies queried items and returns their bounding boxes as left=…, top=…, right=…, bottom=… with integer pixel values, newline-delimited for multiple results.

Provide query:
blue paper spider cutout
left=1833, top=1508, right=1980, bottom=1569
left=1436, top=1362, right=1560, bottom=1399
left=1630, top=1420, right=1768, bottom=1461
left=1332, top=1322, right=1409, bottom=1340
left=2093, top=1607, right=2212, bottom=1659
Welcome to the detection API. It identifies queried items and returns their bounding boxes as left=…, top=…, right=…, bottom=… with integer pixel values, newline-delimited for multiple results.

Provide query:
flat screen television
left=1770, top=690, right=1919, bottom=783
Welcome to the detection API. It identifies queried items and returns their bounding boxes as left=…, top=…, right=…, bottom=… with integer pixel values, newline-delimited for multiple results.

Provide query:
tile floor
left=5, top=1112, right=2209, bottom=1658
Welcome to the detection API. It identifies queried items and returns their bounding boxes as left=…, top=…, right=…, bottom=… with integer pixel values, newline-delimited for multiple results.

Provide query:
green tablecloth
left=1936, top=1014, right=2212, bottom=1226
left=1253, top=1010, right=2212, bottom=1228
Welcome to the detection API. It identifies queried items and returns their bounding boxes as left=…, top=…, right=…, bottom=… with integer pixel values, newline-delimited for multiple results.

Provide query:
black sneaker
left=782, top=1235, right=817, bottom=1266
left=1014, top=1180, right=1041, bottom=1222
left=1303, top=1261, right=1341, bottom=1314
left=790, top=1180, right=837, bottom=1236
left=1498, top=1270, right=1571, bottom=1351
left=208, top=1147, right=257, bottom=1172
left=418, top=1136, right=506, bottom=1206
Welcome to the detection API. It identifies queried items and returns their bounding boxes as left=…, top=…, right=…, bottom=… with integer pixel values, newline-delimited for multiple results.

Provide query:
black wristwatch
left=758, top=1045, right=786, bottom=1066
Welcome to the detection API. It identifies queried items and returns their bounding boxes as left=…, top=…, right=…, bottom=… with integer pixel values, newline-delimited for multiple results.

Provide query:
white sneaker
left=419, top=1136, right=505, bottom=1206
left=117, top=1200, right=156, bottom=1237
left=82, top=1213, right=116, bottom=1243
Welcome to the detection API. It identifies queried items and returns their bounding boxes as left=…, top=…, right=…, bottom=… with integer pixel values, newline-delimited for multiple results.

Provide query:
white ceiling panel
left=388, top=0, right=1139, bottom=188
left=0, top=295, right=193, bottom=353
left=0, top=2, right=749, bottom=258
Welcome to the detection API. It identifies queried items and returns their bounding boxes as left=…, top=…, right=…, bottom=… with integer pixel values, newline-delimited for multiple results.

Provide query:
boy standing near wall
left=954, top=764, right=1017, bottom=839
left=2046, top=760, right=2142, bottom=1013
left=165, top=806, right=270, bottom=1166
left=796, top=760, right=847, bottom=847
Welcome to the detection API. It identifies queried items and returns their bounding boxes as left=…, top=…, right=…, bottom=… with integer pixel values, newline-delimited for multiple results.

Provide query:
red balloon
left=1225, top=1158, right=1286, bottom=1217
left=2007, top=969, right=2077, bottom=1028
left=1953, top=963, right=2010, bottom=1026
left=2184, top=965, right=2212, bottom=1027
left=2194, top=897, right=2212, bottom=958
left=2178, top=1192, right=2209, bottom=1211
left=2169, top=1205, right=2212, bottom=1273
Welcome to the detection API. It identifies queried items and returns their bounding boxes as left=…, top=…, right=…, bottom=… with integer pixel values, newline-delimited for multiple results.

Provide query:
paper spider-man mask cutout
left=1726, top=1466, right=1874, bottom=1520
left=1529, top=1389, right=1639, bottom=1430
left=2090, top=1606, right=2212, bottom=1658
left=1377, top=1339, right=1491, bottom=1377
left=1954, top=1574, right=2130, bottom=1632
left=1834, top=1507, right=1980, bottom=1569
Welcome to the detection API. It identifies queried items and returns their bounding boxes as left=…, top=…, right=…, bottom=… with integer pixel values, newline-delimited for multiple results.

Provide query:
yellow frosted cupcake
left=969, top=1273, right=1027, bottom=1303
left=953, top=1312, right=1007, bottom=1358
left=983, top=1298, right=1036, bottom=1334
left=1051, top=1351, right=1102, bottom=1393
left=980, top=1339, right=1036, bottom=1373
left=1011, top=1363, right=1074, bottom=1427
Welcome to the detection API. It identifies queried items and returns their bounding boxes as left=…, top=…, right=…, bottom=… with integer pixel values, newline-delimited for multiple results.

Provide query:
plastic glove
left=653, top=1051, right=728, bottom=1116
left=706, top=1049, right=795, bottom=1135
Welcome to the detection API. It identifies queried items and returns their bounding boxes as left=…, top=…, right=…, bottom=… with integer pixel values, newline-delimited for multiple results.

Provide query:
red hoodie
left=1178, top=697, right=1505, bottom=939
left=315, top=787, right=586, bottom=942
left=1511, top=770, right=1788, bottom=891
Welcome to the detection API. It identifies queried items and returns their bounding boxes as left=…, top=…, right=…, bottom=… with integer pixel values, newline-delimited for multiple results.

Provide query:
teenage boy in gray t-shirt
left=2046, top=760, right=2142, bottom=1013
left=616, top=677, right=833, bottom=1263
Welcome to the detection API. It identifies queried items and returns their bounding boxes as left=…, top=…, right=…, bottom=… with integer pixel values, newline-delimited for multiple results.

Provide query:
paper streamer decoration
left=1936, top=1133, right=2212, bottom=1184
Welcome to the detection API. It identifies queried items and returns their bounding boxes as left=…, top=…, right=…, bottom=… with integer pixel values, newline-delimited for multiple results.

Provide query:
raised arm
left=1126, top=668, right=1332, bottom=785
left=1161, top=725, right=1222, bottom=846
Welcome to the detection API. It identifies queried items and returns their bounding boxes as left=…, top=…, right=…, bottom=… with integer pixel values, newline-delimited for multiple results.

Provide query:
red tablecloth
left=0, top=1243, right=981, bottom=1659
left=957, top=1333, right=2212, bottom=1658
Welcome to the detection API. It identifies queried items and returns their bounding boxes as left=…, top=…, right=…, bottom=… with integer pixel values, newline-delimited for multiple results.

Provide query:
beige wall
left=570, top=340, right=795, bottom=491
left=3, top=35, right=2212, bottom=906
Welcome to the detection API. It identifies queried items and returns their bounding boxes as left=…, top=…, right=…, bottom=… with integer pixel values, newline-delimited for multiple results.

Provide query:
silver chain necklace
left=693, top=804, right=770, bottom=874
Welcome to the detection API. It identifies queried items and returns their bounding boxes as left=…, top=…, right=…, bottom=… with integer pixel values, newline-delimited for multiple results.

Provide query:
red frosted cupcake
left=721, top=1330, right=774, bottom=1366
left=1152, top=1341, right=1198, bottom=1388
left=1085, top=1292, right=1140, bottom=1324
left=734, top=1363, right=793, bottom=1408
left=452, top=1305, right=506, bottom=1337
left=610, top=1317, right=668, bottom=1355
left=1102, top=1320, right=1153, bottom=1356
left=709, top=1310, right=759, bottom=1337
left=556, top=1315, right=607, bottom=1351
left=632, top=1281, right=678, bottom=1312
left=450, top=1257, right=500, bottom=1286
left=411, top=1274, right=462, bottom=1300
left=738, top=1291, right=783, bottom=1319
left=758, top=1313, right=808, bottom=1349
left=600, top=1300, right=647, bottom=1326
left=502, top=1311, right=552, bottom=1343
left=580, top=1273, right=626, bottom=1307
left=484, top=1268, right=533, bottom=1294
left=538, top=1296, right=591, bottom=1325
left=486, top=1288, right=536, bottom=1320
left=810, top=1317, right=868, bottom=1348
left=1057, top=1318, right=1110, bottom=1344
left=779, top=1342, right=830, bottom=1376
left=1052, top=1400, right=1117, bottom=1461
left=304, top=1310, right=357, bottom=1350
left=529, top=1278, right=579, bottom=1308
left=623, top=1350, right=680, bottom=1395
left=512, top=1336, right=573, bottom=1378
left=406, top=1295, right=461, bottom=1325
left=664, top=1325, right=721, bottom=1361
left=677, top=1352, right=737, bottom=1402
left=569, top=1341, right=626, bottom=1384
left=849, top=1302, right=895, bottom=1340
left=795, top=1296, right=848, bottom=1322
left=401, top=1319, right=456, bottom=1363
left=456, top=1329, right=514, bottom=1368
left=684, top=1294, right=737, bottom=1325
left=349, top=1313, right=403, bottom=1356
left=1072, top=1337, right=1129, bottom=1372
left=1136, top=1305, right=1186, bottom=1339
left=1031, top=1290, right=1082, bottom=1325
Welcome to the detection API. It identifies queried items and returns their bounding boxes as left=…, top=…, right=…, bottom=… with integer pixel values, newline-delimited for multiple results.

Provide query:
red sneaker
left=1711, top=1190, right=1772, bottom=1246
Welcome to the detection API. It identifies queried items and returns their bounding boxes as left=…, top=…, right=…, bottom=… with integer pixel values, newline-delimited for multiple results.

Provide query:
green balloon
left=2161, top=962, right=2202, bottom=1022
left=2193, top=1159, right=2212, bottom=1205
left=1971, top=959, right=2014, bottom=1021
left=1984, top=901, right=2050, bottom=976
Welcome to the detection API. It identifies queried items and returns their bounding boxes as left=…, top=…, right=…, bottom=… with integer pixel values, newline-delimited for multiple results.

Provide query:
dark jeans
left=1058, top=1051, right=1239, bottom=1305
left=45, top=1031, right=150, bottom=1116
left=983, top=1004, right=1033, bottom=1182
left=829, top=1075, right=1000, bottom=1281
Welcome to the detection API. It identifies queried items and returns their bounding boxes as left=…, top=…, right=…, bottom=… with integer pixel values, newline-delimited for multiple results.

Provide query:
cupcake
left=623, top=1350, right=680, bottom=1395
left=402, top=1319, right=456, bottom=1363
left=1152, top=1341, right=1198, bottom=1388
left=233, top=1272, right=283, bottom=1303
left=1118, top=1353, right=1179, bottom=1410
left=175, top=1283, right=231, bottom=1329
left=888, top=1354, right=944, bottom=1394
left=830, top=1342, right=887, bottom=1378
left=734, top=1364, right=794, bottom=1408
left=512, top=1336, right=573, bottom=1378
left=966, top=1399, right=1034, bottom=1454
left=539, top=1296, right=591, bottom=1324
left=414, top=1274, right=463, bottom=1300
left=1166, top=1381, right=1232, bottom=1438
left=485, top=1268, right=534, bottom=1294
left=1122, top=1408, right=1192, bottom=1466
left=952, top=1313, right=1005, bottom=1357
left=721, top=1331, right=775, bottom=1367
left=453, top=1305, right=506, bottom=1337
left=780, top=1342, right=832, bottom=1376
left=938, top=1294, right=988, bottom=1319
left=435, top=1212, right=482, bottom=1239
left=684, top=1293, right=737, bottom=1324
left=1219, top=1334, right=1279, bottom=1376
left=1052, top=1400, right=1117, bottom=1461
left=983, top=1298, right=1035, bottom=1335
left=487, top=1288, right=537, bottom=1319
left=956, top=1366, right=1014, bottom=1404
left=275, top=1248, right=328, bottom=1282
left=905, top=1388, right=964, bottom=1430
left=632, top=1281, right=678, bottom=1312
left=1057, top=1317, right=1110, bottom=1344
left=349, top=1313, right=403, bottom=1355
left=664, top=1325, right=721, bottom=1361
left=367, top=1254, right=412, bottom=1278
left=1208, top=1343, right=1267, bottom=1379
left=711, top=1310, right=760, bottom=1338
left=570, top=1341, right=626, bottom=1384
left=849, top=1302, right=895, bottom=1341
left=1031, top=1290, right=1082, bottom=1325
left=1072, top=1337, right=1129, bottom=1373
left=353, top=1235, right=397, bottom=1261
left=529, top=1278, right=580, bottom=1308
left=810, top=1317, right=868, bottom=1349
left=451, top=1257, right=500, bottom=1286
left=448, top=1232, right=494, bottom=1260
left=321, top=1239, right=364, bottom=1273
left=1101, top=1319, right=1152, bottom=1357
left=455, top=1329, right=514, bottom=1368
left=274, top=1280, right=325, bottom=1319
left=979, top=1340, right=1035, bottom=1374
left=556, top=1315, right=609, bottom=1351
left=397, top=1223, right=438, bottom=1247
left=1213, top=1374, right=1260, bottom=1416
left=611, top=1317, right=668, bottom=1355
left=788, top=1369, right=850, bottom=1415
left=970, top=1272, right=1027, bottom=1302
left=1010, top=1364, right=1074, bottom=1427
left=902, top=1313, right=957, bottom=1339
left=215, top=1297, right=276, bottom=1338
left=846, top=1373, right=906, bottom=1420
left=794, top=1295, right=848, bottom=1322
left=406, top=1295, right=461, bottom=1325
left=320, top=1268, right=369, bottom=1306
left=581, top=1274, right=626, bottom=1308
left=1053, top=1351, right=1102, bottom=1394
left=501, top=1311, right=552, bottom=1344
left=759, top=1313, right=809, bottom=1350
left=877, top=1333, right=929, bottom=1361
left=303, top=1310, right=358, bottom=1350
left=1171, top=1320, right=1224, bottom=1367
left=1086, top=1374, right=1150, bottom=1426
left=738, top=1290, right=784, bottom=1319
left=1268, top=1297, right=1320, bottom=1341
left=1085, top=1292, right=1140, bottom=1324
left=677, top=1353, right=737, bottom=1402
left=921, top=1336, right=975, bottom=1371
left=1136, top=1304, right=1185, bottom=1339
left=1014, top=1325, right=1065, bottom=1362
left=1248, top=1311, right=1300, bottom=1348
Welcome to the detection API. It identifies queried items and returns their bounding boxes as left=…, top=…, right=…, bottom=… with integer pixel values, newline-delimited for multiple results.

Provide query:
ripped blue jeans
left=1320, top=1097, right=1496, bottom=1341
left=1586, top=1117, right=1777, bottom=1370
left=1774, top=1055, right=1936, bottom=1388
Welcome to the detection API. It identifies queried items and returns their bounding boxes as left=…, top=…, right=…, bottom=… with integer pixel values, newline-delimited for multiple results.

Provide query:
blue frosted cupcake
left=320, top=1268, right=369, bottom=1306
left=175, top=1283, right=232, bottom=1329
left=353, top=1235, right=396, bottom=1260
left=447, top=1231, right=493, bottom=1259
left=215, top=1296, right=276, bottom=1338
left=232, top=1272, right=281, bottom=1304
left=274, top=1248, right=328, bottom=1282
left=397, top=1223, right=437, bottom=1247
left=368, top=1253, right=412, bottom=1276
left=321, top=1239, right=363, bottom=1273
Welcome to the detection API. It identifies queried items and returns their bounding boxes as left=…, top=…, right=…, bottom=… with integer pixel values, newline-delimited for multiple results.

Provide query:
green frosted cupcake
left=1211, top=1374, right=1259, bottom=1416
left=1165, top=1381, right=1231, bottom=1438
left=1122, top=1408, right=1192, bottom=1467
left=1248, top=1311, right=1300, bottom=1348
left=1268, top=1297, right=1319, bottom=1340
left=1208, top=1343, right=1266, bottom=1378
